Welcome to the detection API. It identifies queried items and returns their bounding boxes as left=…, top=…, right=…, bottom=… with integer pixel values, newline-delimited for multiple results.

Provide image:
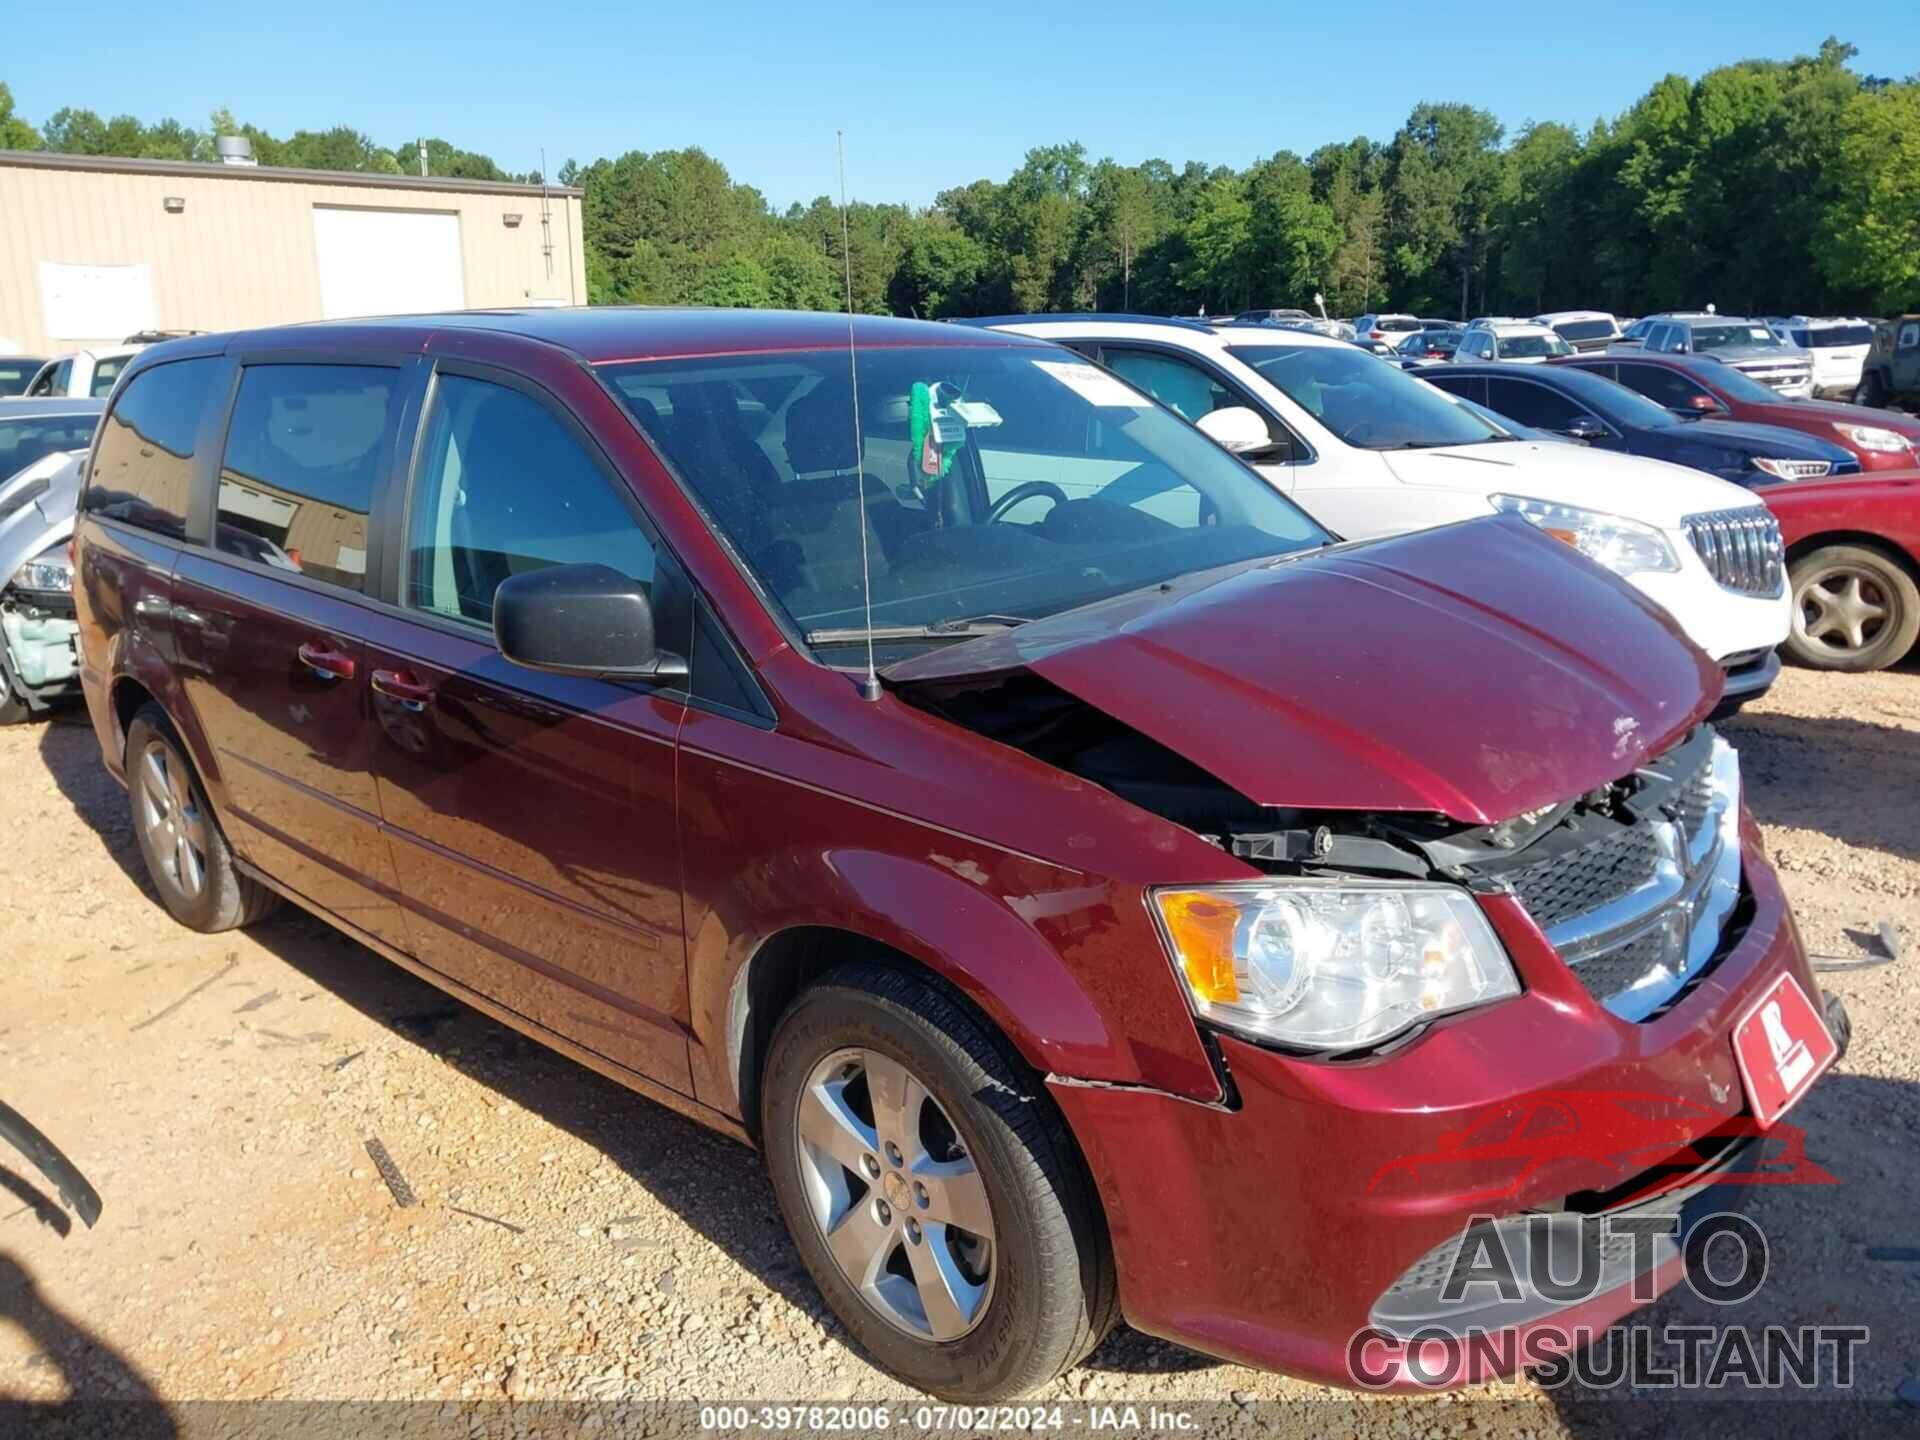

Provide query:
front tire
left=126, top=704, right=280, bottom=931
left=1784, top=544, right=1920, bottom=672
left=761, top=963, right=1115, bottom=1400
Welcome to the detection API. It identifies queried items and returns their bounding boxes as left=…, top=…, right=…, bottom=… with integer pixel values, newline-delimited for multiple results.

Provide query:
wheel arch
left=1784, top=529, right=1920, bottom=580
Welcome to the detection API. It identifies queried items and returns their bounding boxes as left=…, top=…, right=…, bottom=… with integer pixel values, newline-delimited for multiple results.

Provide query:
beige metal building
left=0, top=149, right=587, bottom=354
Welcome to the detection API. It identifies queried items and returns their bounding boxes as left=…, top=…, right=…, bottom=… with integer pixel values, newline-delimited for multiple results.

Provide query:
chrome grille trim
left=1682, top=507, right=1785, bottom=596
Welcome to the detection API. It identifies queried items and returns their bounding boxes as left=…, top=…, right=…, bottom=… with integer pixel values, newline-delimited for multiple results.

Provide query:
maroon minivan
left=73, top=310, right=1841, bottom=1399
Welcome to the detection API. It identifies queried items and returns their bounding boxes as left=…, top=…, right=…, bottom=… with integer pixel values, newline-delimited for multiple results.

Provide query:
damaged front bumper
left=1048, top=833, right=1828, bottom=1389
left=2, top=590, right=82, bottom=712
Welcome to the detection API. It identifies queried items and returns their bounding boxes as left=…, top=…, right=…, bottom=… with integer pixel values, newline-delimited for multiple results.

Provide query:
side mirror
left=1563, top=414, right=1607, bottom=441
left=1684, top=393, right=1719, bottom=413
left=1196, top=405, right=1273, bottom=453
left=493, top=563, right=688, bottom=681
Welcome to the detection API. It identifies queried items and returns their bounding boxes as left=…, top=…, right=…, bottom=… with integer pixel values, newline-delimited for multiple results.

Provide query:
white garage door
left=311, top=206, right=465, bottom=320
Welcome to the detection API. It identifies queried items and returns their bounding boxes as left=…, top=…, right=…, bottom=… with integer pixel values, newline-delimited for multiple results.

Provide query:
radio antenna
left=837, top=129, right=882, bottom=702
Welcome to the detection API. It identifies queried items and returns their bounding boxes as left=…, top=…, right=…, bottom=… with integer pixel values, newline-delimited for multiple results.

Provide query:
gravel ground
left=1, top=663, right=1916, bottom=1438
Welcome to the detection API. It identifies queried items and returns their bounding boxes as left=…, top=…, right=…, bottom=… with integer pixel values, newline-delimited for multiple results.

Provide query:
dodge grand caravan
left=73, top=311, right=1840, bottom=1399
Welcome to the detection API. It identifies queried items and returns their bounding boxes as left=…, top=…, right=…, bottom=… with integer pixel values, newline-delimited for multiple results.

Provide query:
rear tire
left=761, top=962, right=1115, bottom=1400
left=125, top=704, right=280, bottom=931
left=1852, top=372, right=1888, bottom=409
left=1784, top=544, right=1920, bottom=672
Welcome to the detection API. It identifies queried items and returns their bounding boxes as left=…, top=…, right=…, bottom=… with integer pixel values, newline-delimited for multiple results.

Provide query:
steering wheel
left=986, top=480, right=1069, bottom=524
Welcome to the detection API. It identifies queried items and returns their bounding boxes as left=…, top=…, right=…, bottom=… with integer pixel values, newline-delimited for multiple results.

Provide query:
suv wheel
left=1785, top=545, right=1920, bottom=672
left=126, top=704, right=280, bottom=931
left=761, top=963, right=1115, bottom=1400
left=1852, top=372, right=1888, bottom=408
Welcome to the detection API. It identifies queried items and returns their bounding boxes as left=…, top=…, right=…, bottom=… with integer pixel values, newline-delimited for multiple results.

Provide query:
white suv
left=1453, top=322, right=1573, bottom=364
left=1765, top=317, right=1874, bottom=398
left=979, top=317, right=1791, bottom=707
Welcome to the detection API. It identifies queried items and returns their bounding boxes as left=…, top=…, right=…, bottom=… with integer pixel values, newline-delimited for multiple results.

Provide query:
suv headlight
left=1832, top=422, right=1911, bottom=454
left=1492, top=494, right=1680, bottom=576
left=1152, top=882, right=1520, bottom=1051
left=12, top=542, right=74, bottom=595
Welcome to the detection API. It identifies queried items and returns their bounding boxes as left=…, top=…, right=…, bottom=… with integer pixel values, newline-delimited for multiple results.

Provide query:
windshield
left=600, top=346, right=1330, bottom=649
left=1374, top=317, right=1422, bottom=333
left=1228, top=342, right=1506, bottom=449
left=1693, top=324, right=1779, bottom=353
left=1499, top=333, right=1573, bottom=358
left=1552, top=319, right=1615, bottom=342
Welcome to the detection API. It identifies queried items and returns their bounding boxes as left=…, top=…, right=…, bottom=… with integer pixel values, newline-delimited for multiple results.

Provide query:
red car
left=1757, top=469, right=1920, bottom=670
left=1554, top=351, right=1920, bottom=471
left=72, top=310, right=1841, bottom=1398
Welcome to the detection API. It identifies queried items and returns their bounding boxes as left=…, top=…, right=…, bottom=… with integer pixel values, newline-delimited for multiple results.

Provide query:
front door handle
left=297, top=640, right=357, bottom=680
left=371, top=667, right=434, bottom=711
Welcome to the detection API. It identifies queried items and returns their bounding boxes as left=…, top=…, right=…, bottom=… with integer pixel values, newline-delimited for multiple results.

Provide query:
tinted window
left=0, top=360, right=43, bottom=397
left=407, top=374, right=656, bottom=626
left=1899, top=322, right=1920, bottom=352
left=1691, top=324, right=1778, bottom=352
left=87, top=358, right=218, bottom=539
left=217, top=365, right=401, bottom=592
left=1809, top=325, right=1872, bottom=348
left=1613, top=363, right=1718, bottom=413
left=0, top=413, right=99, bottom=484
left=1484, top=378, right=1583, bottom=430
left=1552, top=319, right=1615, bottom=342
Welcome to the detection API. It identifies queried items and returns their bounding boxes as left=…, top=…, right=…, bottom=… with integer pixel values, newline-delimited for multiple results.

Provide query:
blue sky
left=8, top=3, right=1914, bottom=209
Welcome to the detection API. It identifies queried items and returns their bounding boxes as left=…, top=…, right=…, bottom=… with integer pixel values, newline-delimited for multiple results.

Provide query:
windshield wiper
left=805, top=614, right=1033, bottom=646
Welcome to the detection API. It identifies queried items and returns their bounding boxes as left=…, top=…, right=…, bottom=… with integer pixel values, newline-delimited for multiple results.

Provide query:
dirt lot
left=1, top=664, right=1917, bottom=1438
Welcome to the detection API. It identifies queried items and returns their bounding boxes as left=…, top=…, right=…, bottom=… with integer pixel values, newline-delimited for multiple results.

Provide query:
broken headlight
left=1153, top=882, right=1519, bottom=1051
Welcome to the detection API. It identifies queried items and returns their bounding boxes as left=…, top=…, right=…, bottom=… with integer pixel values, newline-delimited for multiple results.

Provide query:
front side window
left=217, top=364, right=402, bottom=591
left=1228, top=341, right=1507, bottom=451
left=601, top=346, right=1327, bottom=650
left=0, top=413, right=100, bottom=484
left=86, top=357, right=219, bottom=539
left=407, top=374, right=657, bottom=626
left=1897, top=322, right=1919, bottom=352
left=1483, top=378, right=1583, bottom=430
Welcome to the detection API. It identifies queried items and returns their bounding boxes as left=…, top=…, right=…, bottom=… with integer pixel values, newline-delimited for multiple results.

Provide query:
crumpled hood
left=886, top=517, right=1718, bottom=825
left=0, top=450, right=83, bottom=584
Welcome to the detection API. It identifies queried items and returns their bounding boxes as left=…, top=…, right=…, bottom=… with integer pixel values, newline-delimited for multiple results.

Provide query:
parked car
left=1351, top=312, right=1422, bottom=345
left=977, top=316, right=1790, bottom=707
left=1534, top=310, right=1623, bottom=352
left=1747, top=469, right=1920, bottom=672
left=21, top=346, right=143, bottom=400
left=1553, top=352, right=1920, bottom=471
left=1394, top=327, right=1463, bottom=363
left=1625, top=316, right=1813, bottom=398
left=74, top=311, right=1839, bottom=1399
left=1425, top=363, right=1860, bottom=487
left=1453, top=323, right=1574, bottom=364
left=0, top=398, right=102, bottom=723
left=1854, top=314, right=1920, bottom=411
left=1764, top=317, right=1874, bottom=398
left=1235, top=308, right=1313, bottom=324
left=0, top=355, right=48, bottom=398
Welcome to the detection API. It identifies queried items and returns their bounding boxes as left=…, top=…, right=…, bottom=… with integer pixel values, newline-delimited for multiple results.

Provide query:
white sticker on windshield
left=1033, top=359, right=1153, bottom=408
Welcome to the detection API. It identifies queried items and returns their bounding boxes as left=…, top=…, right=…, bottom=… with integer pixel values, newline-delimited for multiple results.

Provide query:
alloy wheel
left=139, top=739, right=210, bottom=900
left=794, top=1047, right=995, bottom=1342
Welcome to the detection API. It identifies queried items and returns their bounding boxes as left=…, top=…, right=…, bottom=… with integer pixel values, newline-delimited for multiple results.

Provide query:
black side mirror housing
left=1564, top=414, right=1607, bottom=441
left=493, top=563, right=688, bottom=682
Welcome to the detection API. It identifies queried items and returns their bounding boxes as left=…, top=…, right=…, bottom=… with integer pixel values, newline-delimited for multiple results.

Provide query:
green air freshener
left=907, top=380, right=965, bottom=498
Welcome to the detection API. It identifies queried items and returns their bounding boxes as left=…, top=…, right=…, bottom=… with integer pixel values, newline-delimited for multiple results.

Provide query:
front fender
left=685, top=844, right=1219, bottom=1121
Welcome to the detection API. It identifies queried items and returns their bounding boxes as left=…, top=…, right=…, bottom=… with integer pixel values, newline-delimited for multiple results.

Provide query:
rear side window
left=405, top=374, right=657, bottom=625
left=1484, top=378, right=1582, bottom=430
left=87, top=357, right=218, bottom=539
left=90, top=356, right=129, bottom=397
left=216, top=364, right=403, bottom=592
left=1614, top=363, right=1716, bottom=412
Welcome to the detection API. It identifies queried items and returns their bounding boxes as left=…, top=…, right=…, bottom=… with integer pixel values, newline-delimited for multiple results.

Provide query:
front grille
left=1737, top=362, right=1812, bottom=391
left=1682, top=508, right=1785, bottom=596
left=1506, top=826, right=1661, bottom=931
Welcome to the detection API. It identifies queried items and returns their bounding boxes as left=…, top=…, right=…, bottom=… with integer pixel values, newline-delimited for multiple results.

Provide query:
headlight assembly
left=1832, top=423, right=1912, bottom=455
left=1152, top=882, right=1520, bottom=1052
left=12, top=542, right=74, bottom=596
left=1491, top=494, right=1680, bottom=576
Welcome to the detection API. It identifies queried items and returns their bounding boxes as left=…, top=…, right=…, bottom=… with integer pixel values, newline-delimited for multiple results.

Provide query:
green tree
left=1818, top=81, right=1920, bottom=309
left=1, top=83, right=43, bottom=149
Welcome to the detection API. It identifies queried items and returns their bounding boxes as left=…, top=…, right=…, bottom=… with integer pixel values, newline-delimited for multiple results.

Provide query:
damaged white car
left=0, top=399, right=102, bottom=723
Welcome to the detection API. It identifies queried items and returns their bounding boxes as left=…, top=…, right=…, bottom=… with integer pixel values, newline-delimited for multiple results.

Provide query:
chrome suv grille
left=1682, top=508, right=1785, bottom=596
left=1498, top=731, right=1743, bottom=1021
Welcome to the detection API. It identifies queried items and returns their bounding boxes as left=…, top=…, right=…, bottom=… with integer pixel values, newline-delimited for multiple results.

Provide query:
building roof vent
left=215, top=136, right=258, bottom=167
